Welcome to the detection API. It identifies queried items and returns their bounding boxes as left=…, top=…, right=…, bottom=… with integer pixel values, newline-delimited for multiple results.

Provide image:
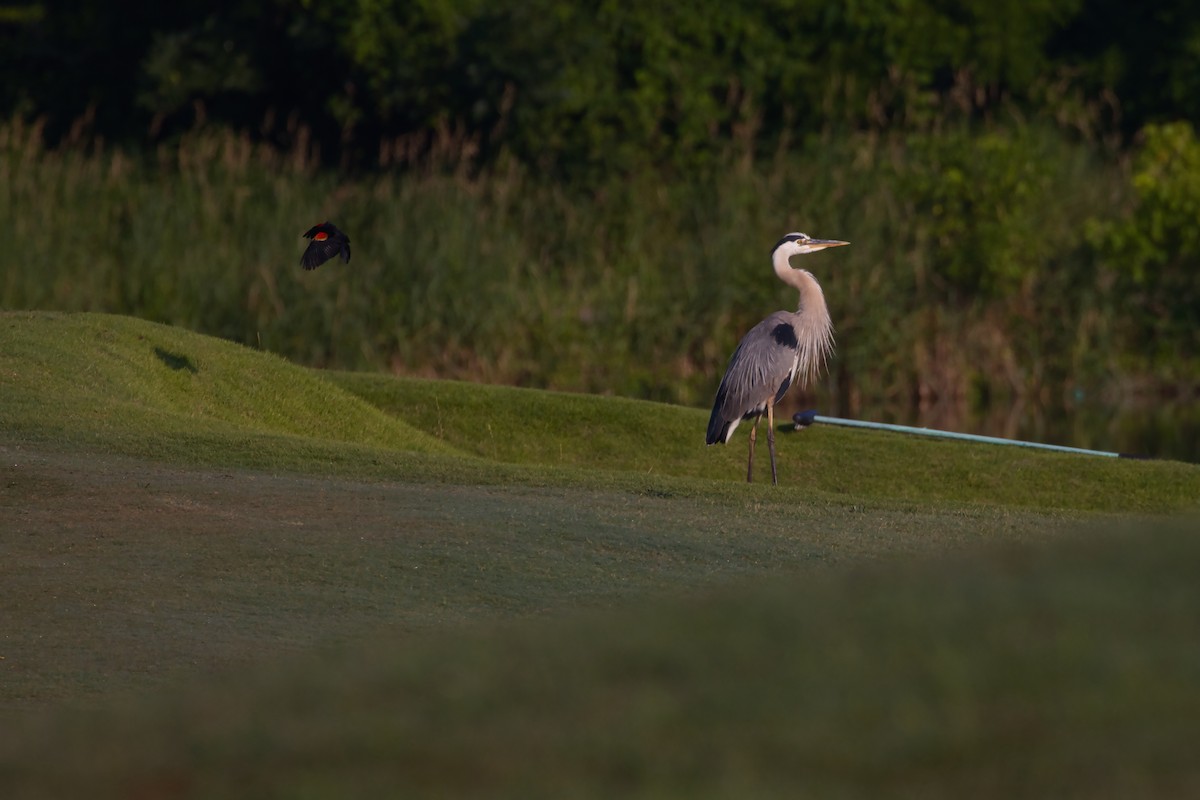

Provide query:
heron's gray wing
left=709, top=312, right=799, bottom=431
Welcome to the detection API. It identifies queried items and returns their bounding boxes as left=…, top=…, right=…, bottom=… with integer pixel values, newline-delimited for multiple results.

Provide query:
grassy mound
left=0, top=311, right=456, bottom=462
left=1, top=311, right=1197, bottom=511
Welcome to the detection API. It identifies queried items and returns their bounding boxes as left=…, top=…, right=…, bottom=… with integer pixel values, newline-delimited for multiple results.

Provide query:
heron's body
left=706, top=309, right=806, bottom=445
left=706, top=232, right=845, bottom=483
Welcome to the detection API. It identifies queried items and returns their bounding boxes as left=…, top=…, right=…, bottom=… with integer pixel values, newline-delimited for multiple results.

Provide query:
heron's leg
left=767, top=400, right=778, bottom=485
left=746, top=415, right=759, bottom=483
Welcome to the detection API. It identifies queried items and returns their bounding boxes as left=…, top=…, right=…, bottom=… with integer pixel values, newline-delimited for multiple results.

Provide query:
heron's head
left=773, top=232, right=849, bottom=257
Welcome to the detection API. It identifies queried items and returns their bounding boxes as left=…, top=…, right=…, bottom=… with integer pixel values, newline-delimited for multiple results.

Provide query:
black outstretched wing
left=300, top=222, right=351, bottom=270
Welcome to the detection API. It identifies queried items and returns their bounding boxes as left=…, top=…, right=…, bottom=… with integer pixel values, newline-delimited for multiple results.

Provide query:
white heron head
left=773, top=231, right=850, bottom=257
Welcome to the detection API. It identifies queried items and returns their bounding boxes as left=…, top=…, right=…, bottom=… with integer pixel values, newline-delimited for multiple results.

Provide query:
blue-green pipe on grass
left=792, top=411, right=1144, bottom=459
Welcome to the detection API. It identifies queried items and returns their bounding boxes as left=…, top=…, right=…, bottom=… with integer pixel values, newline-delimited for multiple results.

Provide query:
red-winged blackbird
left=300, top=222, right=351, bottom=270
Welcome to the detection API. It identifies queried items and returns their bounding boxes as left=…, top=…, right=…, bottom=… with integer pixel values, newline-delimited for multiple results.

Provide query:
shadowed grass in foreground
left=1, top=444, right=1070, bottom=716
left=3, top=518, right=1198, bottom=799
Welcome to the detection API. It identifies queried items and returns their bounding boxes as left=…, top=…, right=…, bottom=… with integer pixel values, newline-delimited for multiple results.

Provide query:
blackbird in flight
left=300, top=222, right=351, bottom=270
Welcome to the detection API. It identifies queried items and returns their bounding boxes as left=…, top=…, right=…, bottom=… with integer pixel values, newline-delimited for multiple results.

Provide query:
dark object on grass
left=301, top=222, right=351, bottom=270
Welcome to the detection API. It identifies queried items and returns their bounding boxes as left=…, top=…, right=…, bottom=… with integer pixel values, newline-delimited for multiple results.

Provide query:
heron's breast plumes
left=788, top=270, right=834, bottom=386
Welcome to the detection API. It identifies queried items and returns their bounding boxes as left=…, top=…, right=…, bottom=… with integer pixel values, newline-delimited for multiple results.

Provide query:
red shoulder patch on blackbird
left=301, top=222, right=351, bottom=270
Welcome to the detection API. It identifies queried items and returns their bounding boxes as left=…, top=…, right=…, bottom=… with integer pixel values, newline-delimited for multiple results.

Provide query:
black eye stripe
left=773, top=232, right=812, bottom=253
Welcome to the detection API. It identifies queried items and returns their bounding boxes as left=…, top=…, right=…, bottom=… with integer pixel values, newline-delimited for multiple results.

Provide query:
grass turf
left=1, top=311, right=1198, bottom=797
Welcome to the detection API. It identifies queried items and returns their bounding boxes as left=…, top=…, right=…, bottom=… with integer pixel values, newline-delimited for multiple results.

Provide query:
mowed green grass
left=7, top=519, right=1200, bottom=799
left=2, top=311, right=1195, bottom=511
left=0, top=310, right=453, bottom=459
left=329, top=371, right=1200, bottom=513
left=1, top=311, right=1199, bottom=798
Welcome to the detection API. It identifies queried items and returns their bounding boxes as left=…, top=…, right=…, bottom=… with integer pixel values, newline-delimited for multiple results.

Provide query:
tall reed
left=1, top=117, right=1147, bottom=422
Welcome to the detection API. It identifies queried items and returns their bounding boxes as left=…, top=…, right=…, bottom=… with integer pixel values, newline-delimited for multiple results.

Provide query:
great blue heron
left=301, top=222, right=352, bottom=270
left=706, top=232, right=848, bottom=484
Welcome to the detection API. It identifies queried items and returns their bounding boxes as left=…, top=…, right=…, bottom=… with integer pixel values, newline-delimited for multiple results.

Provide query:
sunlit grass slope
left=330, top=371, right=1200, bottom=513
left=0, top=311, right=1197, bottom=512
left=4, top=517, right=1198, bottom=799
left=0, top=311, right=456, bottom=462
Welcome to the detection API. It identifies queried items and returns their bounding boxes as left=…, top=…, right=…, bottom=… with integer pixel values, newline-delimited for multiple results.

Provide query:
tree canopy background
left=5, top=0, right=1198, bottom=172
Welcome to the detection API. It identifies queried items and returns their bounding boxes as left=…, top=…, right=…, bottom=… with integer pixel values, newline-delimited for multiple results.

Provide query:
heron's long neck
left=773, top=253, right=834, bottom=382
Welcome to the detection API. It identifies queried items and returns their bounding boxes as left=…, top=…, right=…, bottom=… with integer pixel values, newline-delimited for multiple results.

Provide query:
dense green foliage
left=3, top=118, right=1196, bottom=446
left=5, top=0, right=1200, bottom=172
left=1086, top=122, right=1200, bottom=375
